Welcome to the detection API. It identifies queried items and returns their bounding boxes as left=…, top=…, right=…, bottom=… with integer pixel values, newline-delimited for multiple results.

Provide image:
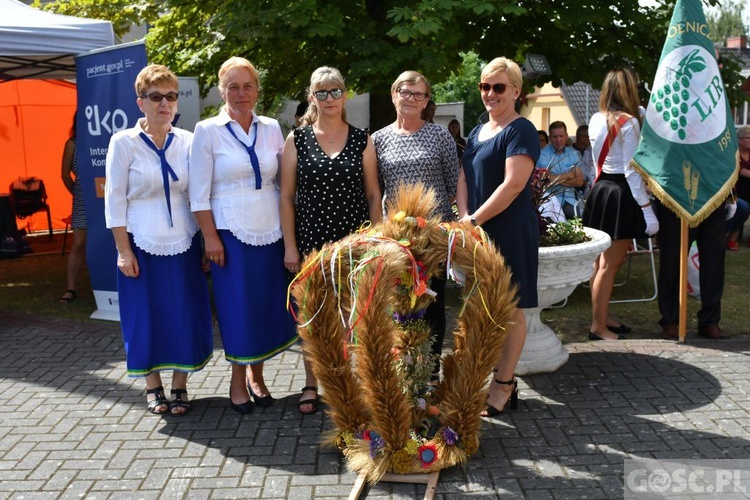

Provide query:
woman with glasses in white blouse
left=104, top=64, right=212, bottom=416
left=190, top=57, right=298, bottom=414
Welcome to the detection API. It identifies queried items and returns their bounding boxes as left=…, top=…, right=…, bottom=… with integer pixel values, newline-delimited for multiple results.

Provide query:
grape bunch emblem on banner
left=647, top=45, right=726, bottom=145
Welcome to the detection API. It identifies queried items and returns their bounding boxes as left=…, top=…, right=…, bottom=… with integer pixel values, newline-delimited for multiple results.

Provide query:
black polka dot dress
left=293, top=124, right=371, bottom=256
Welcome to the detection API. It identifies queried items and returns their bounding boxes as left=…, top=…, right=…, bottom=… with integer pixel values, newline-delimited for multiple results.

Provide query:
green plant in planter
left=540, top=218, right=590, bottom=247
left=531, top=168, right=591, bottom=247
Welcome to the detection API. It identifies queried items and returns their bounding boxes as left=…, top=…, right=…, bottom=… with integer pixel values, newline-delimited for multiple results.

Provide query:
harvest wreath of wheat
left=288, top=183, right=518, bottom=484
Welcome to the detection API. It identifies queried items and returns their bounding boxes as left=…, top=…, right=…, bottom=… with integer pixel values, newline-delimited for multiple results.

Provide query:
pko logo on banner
left=625, top=459, right=750, bottom=498
left=86, top=105, right=128, bottom=136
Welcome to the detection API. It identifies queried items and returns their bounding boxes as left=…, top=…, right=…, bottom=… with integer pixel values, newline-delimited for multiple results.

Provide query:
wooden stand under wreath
left=289, top=184, right=518, bottom=487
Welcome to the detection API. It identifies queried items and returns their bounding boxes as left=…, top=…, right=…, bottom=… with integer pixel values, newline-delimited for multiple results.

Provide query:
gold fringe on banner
left=631, top=154, right=739, bottom=227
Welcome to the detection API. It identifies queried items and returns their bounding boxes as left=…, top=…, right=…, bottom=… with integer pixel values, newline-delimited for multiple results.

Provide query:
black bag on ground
left=0, top=193, right=22, bottom=259
left=9, top=177, right=47, bottom=218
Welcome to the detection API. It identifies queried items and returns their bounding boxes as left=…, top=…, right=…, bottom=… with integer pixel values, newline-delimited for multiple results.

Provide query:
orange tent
left=0, top=79, right=76, bottom=232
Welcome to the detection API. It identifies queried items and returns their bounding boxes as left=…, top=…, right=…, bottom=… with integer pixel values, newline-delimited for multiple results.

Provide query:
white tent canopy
left=0, top=0, right=114, bottom=80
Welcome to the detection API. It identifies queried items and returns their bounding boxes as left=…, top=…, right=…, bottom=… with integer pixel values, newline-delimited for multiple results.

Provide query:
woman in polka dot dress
left=280, top=66, right=382, bottom=414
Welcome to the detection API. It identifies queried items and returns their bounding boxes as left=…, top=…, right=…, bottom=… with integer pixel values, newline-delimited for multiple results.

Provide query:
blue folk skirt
left=211, top=231, right=298, bottom=364
left=118, top=233, right=213, bottom=377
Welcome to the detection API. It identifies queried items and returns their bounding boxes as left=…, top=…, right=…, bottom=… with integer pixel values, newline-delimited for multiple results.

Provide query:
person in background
left=583, top=67, right=658, bottom=341
left=104, top=64, right=213, bottom=416
left=448, top=118, right=467, bottom=159
left=293, top=101, right=309, bottom=129
left=280, top=66, right=381, bottom=415
left=656, top=50, right=734, bottom=341
left=572, top=124, right=590, bottom=153
left=372, top=70, right=460, bottom=384
left=656, top=200, right=733, bottom=339
left=457, top=57, right=540, bottom=417
left=190, top=56, right=298, bottom=414
left=537, top=130, right=549, bottom=151
left=537, top=121, right=584, bottom=219
left=421, top=99, right=437, bottom=123
left=573, top=124, right=596, bottom=199
left=59, top=114, right=86, bottom=304
left=727, top=126, right=750, bottom=250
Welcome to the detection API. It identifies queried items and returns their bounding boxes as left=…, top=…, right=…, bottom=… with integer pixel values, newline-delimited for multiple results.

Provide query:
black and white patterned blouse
left=372, top=122, right=460, bottom=221
left=293, top=124, right=371, bottom=256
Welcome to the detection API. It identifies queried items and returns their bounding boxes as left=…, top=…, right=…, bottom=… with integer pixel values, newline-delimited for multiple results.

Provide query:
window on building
left=734, top=102, right=750, bottom=126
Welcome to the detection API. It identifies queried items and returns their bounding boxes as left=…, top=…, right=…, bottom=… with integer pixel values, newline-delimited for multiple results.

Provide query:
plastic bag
left=687, top=241, right=700, bottom=298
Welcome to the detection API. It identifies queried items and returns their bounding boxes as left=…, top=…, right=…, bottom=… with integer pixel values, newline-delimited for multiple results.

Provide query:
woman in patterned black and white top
left=372, top=70, right=460, bottom=381
left=280, top=66, right=382, bottom=414
left=59, top=114, right=86, bottom=304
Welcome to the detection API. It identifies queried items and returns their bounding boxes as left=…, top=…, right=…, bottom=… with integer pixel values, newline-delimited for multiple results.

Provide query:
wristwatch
left=470, top=216, right=479, bottom=226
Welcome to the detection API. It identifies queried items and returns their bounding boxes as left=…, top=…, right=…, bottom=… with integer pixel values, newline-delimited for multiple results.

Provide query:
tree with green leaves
left=432, top=51, right=485, bottom=130
left=40, top=0, right=720, bottom=129
left=707, top=0, right=747, bottom=45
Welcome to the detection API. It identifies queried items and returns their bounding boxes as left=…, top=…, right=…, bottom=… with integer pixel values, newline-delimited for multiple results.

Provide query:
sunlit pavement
left=2, top=310, right=750, bottom=499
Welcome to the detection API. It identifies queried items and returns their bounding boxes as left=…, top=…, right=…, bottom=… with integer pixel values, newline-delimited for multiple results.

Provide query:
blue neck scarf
left=225, top=121, right=262, bottom=190
left=138, top=131, right=178, bottom=227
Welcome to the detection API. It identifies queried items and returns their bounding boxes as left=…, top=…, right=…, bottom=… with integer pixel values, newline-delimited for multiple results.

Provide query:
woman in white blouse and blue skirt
left=104, top=65, right=213, bottom=416
left=189, top=57, right=298, bottom=414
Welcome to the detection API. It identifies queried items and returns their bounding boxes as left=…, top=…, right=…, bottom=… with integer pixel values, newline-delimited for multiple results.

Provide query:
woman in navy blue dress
left=457, top=57, right=540, bottom=418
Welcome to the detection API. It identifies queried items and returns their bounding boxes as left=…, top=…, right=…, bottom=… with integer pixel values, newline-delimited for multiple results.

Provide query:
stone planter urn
left=515, top=227, right=611, bottom=375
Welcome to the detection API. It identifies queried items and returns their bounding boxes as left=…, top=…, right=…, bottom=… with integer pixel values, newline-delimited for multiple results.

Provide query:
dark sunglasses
left=141, top=92, right=179, bottom=102
left=314, top=88, right=344, bottom=100
left=478, top=82, right=515, bottom=94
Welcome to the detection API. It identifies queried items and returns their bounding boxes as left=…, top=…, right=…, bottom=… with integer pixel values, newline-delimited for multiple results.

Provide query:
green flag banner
left=632, top=0, right=738, bottom=227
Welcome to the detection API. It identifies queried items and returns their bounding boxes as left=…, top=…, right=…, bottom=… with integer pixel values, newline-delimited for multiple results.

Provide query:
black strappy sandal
left=146, top=386, right=169, bottom=415
left=297, top=386, right=319, bottom=415
left=169, top=389, right=191, bottom=416
left=482, top=378, right=519, bottom=418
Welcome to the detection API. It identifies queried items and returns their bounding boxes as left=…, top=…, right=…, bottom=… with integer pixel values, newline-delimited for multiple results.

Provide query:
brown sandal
left=297, top=386, right=318, bottom=415
left=58, top=289, right=76, bottom=304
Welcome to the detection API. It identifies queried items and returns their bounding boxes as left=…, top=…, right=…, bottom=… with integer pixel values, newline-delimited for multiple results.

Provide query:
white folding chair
left=610, top=237, right=658, bottom=303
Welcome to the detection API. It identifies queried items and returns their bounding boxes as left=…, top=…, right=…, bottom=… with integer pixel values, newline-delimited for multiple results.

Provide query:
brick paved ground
left=2, top=310, right=750, bottom=499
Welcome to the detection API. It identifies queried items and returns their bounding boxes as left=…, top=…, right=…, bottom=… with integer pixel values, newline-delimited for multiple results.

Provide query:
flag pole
left=678, top=219, right=689, bottom=343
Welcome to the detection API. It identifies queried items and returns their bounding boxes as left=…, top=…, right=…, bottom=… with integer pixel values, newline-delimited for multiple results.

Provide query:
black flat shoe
left=229, top=390, right=254, bottom=414
left=248, top=387, right=274, bottom=408
left=607, top=323, right=631, bottom=334
left=588, top=332, right=623, bottom=341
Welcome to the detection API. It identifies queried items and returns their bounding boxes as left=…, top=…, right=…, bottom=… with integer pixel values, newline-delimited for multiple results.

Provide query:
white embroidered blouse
left=104, top=119, right=198, bottom=256
left=189, top=109, right=284, bottom=246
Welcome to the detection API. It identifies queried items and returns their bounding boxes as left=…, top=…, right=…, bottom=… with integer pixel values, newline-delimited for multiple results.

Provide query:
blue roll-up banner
left=75, top=41, right=147, bottom=321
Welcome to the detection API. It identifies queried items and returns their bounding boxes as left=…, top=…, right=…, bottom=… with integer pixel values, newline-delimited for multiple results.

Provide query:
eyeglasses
left=396, top=88, right=428, bottom=101
left=313, top=88, right=344, bottom=100
left=141, top=92, right=179, bottom=102
left=478, top=83, right=515, bottom=95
